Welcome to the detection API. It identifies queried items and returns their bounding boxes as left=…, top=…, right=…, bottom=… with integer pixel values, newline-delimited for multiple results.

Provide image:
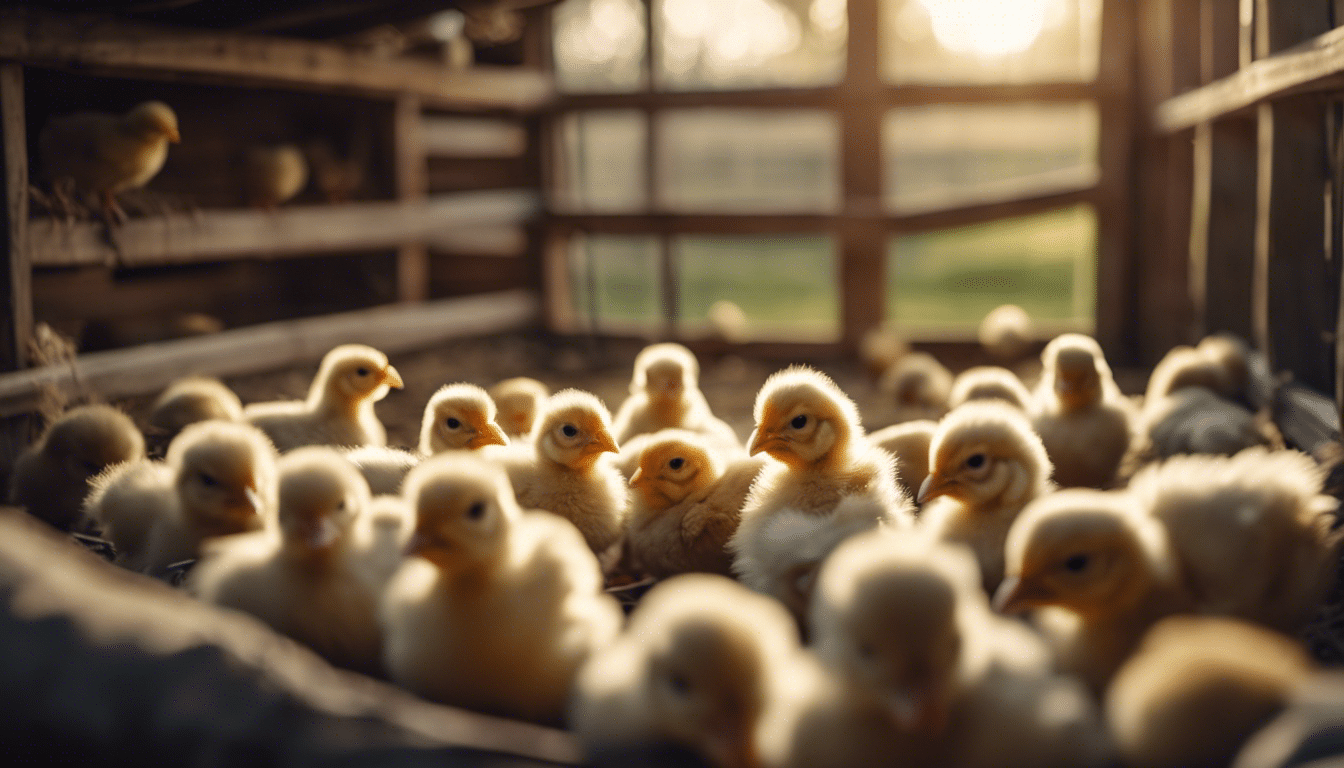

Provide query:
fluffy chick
left=878, top=352, right=953, bottom=423
left=1106, top=616, right=1316, bottom=768
left=241, top=143, right=308, bottom=208
left=978, top=304, right=1034, bottom=363
left=917, top=401, right=1054, bottom=592
left=380, top=454, right=622, bottom=723
left=995, top=489, right=1191, bottom=693
left=867, top=419, right=936, bottom=498
left=948, top=366, right=1032, bottom=411
left=39, top=100, right=180, bottom=223
left=612, top=343, right=741, bottom=452
left=419, top=382, right=509, bottom=455
left=625, top=431, right=765, bottom=578
left=8, top=404, right=145, bottom=531
left=86, top=421, right=277, bottom=574
left=189, top=447, right=383, bottom=674
left=482, top=389, right=626, bottom=555
left=146, top=377, right=243, bottom=455
left=1030, top=334, right=1133, bottom=489
left=244, top=344, right=403, bottom=451
left=572, top=573, right=811, bottom=768
left=488, top=376, right=550, bottom=440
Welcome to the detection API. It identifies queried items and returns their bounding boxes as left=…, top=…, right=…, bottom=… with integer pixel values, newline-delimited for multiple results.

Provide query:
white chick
left=878, top=352, right=952, bottom=423
left=418, top=382, right=509, bottom=455
left=488, top=376, right=550, bottom=441
left=189, top=447, right=383, bottom=674
left=625, top=431, right=765, bottom=578
left=948, top=366, right=1032, bottom=411
left=917, top=401, right=1054, bottom=593
left=244, top=344, right=403, bottom=451
left=146, top=377, right=243, bottom=455
left=380, top=453, right=622, bottom=723
left=572, top=573, right=812, bottom=768
left=483, top=389, right=626, bottom=554
left=978, top=304, right=1034, bottom=363
left=611, top=343, right=741, bottom=453
left=86, top=420, right=277, bottom=574
left=9, top=404, right=145, bottom=531
left=1030, top=334, right=1133, bottom=489
left=867, top=419, right=936, bottom=498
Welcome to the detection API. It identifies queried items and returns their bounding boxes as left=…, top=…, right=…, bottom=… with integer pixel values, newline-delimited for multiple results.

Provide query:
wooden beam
left=421, top=117, right=528, bottom=158
left=554, top=82, right=1098, bottom=112
left=28, top=191, right=540, bottom=268
left=1196, top=117, right=1258, bottom=340
left=0, top=290, right=540, bottom=417
left=393, top=95, right=429, bottom=304
left=0, top=8, right=553, bottom=112
left=0, top=64, right=27, bottom=372
left=425, top=226, right=528, bottom=257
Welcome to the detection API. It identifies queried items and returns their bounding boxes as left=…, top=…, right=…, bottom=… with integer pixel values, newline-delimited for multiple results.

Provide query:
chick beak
left=302, top=516, right=341, bottom=549
left=589, top=430, right=619, bottom=455
left=628, top=467, right=644, bottom=486
left=992, top=575, right=1048, bottom=614
left=473, top=421, right=509, bottom=448
left=885, top=688, right=948, bottom=735
left=917, top=474, right=952, bottom=504
left=747, top=428, right=776, bottom=457
left=381, top=365, right=405, bottom=389
left=241, top=485, right=263, bottom=516
left=167, top=127, right=181, bottom=143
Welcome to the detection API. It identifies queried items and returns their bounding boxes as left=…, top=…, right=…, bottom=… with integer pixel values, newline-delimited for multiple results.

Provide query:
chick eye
left=561, top=424, right=578, bottom=438
left=199, top=472, right=218, bottom=488
left=965, top=453, right=986, bottom=469
left=445, top=417, right=461, bottom=429
left=790, top=415, right=808, bottom=429
left=467, top=502, right=486, bottom=520
left=667, top=671, right=692, bottom=696
left=355, top=367, right=370, bottom=377
left=669, top=457, right=685, bottom=470
left=1064, top=554, right=1090, bottom=572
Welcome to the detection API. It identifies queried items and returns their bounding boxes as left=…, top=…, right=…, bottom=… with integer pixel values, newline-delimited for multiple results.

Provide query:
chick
left=488, top=376, right=550, bottom=440
left=39, top=100, right=180, bottom=224
left=380, top=454, right=622, bottom=723
left=86, top=420, right=277, bottom=574
left=418, top=382, right=509, bottom=455
left=978, top=304, right=1034, bottom=363
left=867, top=419, right=936, bottom=497
left=858, top=325, right=910, bottom=380
left=8, top=404, right=145, bottom=531
left=189, top=447, right=383, bottom=674
left=625, top=431, right=765, bottom=578
left=482, top=389, right=625, bottom=554
left=917, top=401, right=1054, bottom=593
left=572, top=573, right=811, bottom=768
left=878, top=352, right=952, bottom=423
left=1030, top=334, right=1133, bottom=489
left=341, top=445, right=420, bottom=496
left=241, top=143, right=308, bottom=209
left=995, top=489, right=1191, bottom=693
left=948, top=366, right=1032, bottom=411
left=1106, top=616, right=1316, bottom=768
left=146, top=377, right=243, bottom=456
left=1144, top=335, right=1250, bottom=405
left=611, top=343, right=741, bottom=454
left=243, top=344, right=403, bottom=452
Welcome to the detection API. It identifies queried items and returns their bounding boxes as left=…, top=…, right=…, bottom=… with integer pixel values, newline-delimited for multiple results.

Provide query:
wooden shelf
left=0, top=7, right=554, bottom=112
left=28, top=190, right=539, bottom=267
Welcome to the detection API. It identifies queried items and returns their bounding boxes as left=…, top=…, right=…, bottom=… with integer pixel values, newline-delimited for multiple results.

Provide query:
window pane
left=884, top=102, right=1098, bottom=212
left=887, top=206, right=1095, bottom=334
left=657, top=110, right=840, bottom=213
left=676, top=235, right=839, bottom=341
left=552, top=111, right=647, bottom=212
left=880, top=0, right=1101, bottom=85
left=553, top=0, right=648, bottom=93
left=655, top=0, right=846, bottom=90
left=567, top=234, right=662, bottom=331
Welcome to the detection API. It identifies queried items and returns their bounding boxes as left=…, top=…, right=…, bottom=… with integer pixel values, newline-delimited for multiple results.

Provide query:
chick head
left=43, top=404, right=145, bottom=482
left=632, top=343, right=699, bottom=399
left=630, top=430, right=725, bottom=510
left=402, top=453, right=519, bottom=568
left=749, top=366, right=861, bottom=471
left=275, top=447, right=370, bottom=556
left=629, top=573, right=799, bottom=768
left=1042, top=334, right=1110, bottom=412
left=948, top=366, right=1032, bottom=411
left=535, top=389, right=619, bottom=470
left=879, top=352, right=953, bottom=411
left=419, top=383, right=509, bottom=454
left=148, top=378, right=242, bottom=439
left=488, top=377, right=549, bottom=438
left=812, top=530, right=979, bottom=734
left=168, top=421, right=277, bottom=535
left=1144, top=345, right=1228, bottom=403
left=124, top=100, right=180, bottom=143
left=313, top=344, right=404, bottom=406
left=919, top=401, right=1051, bottom=507
left=978, top=304, right=1034, bottom=361
left=995, top=489, right=1169, bottom=619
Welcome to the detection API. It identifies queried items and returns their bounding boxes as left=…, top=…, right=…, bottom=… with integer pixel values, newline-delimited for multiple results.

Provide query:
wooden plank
left=0, top=63, right=26, bottom=372
left=425, top=226, right=528, bottom=257
left=28, top=191, right=540, bottom=267
left=393, top=95, right=429, bottom=304
left=1200, top=117, right=1258, bottom=340
left=0, top=8, right=553, bottom=112
left=421, top=117, right=528, bottom=158
left=0, top=290, right=540, bottom=417
left=555, top=82, right=1098, bottom=112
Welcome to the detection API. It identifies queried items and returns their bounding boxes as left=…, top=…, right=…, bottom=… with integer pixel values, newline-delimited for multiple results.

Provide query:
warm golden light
left=921, top=0, right=1048, bottom=57
left=662, top=0, right=800, bottom=73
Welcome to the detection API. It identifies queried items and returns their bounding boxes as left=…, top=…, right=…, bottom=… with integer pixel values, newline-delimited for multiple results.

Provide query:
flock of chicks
left=5, top=330, right=1342, bottom=768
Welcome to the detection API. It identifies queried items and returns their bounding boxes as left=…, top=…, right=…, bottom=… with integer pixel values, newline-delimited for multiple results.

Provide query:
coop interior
left=3, top=0, right=1344, bottom=766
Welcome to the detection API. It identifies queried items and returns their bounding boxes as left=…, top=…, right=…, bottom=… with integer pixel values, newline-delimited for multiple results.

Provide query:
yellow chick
left=859, top=325, right=910, bottom=380
left=612, top=343, right=741, bottom=452
left=1106, top=616, right=1316, bottom=768
left=8, top=404, right=145, bottom=531
left=1030, top=334, right=1133, bottom=489
left=625, top=431, right=765, bottom=578
left=948, top=366, right=1032, bottom=411
left=418, top=382, right=509, bottom=455
left=978, top=304, right=1034, bottom=363
left=867, top=419, right=936, bottom=498
left=241, top=143, right=308, bottom=209
left=572, top=573, right=811, bottom=768
left=380, top=453, right=622, bottom=723
left=146, top=376, right=243, bottom=455
left=878, top=352, right=953, bottom=423
left=189, top=447, right=383, bottom=674
left=39, top=100, right=180, bottom=223
left=243, top=344, right=403, bottom=452
left=86, top=420, right=277, bottom=575
left=488, top=376, right=550, bottom=440
left=1144, top=334, right=1251, bottom=405
left=917, top=401, right=1054, bottom=592
left=482, top=389, right=626, bottom=555
left=995, top=488, right=1192, bottom=693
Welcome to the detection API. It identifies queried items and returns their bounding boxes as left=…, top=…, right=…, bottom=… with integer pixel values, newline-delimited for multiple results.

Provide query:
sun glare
left=920, top=0, right=1048, bottom=57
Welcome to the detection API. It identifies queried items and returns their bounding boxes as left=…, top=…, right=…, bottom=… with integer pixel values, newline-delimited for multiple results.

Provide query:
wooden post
left=1094, top=0, right=1138, bottom=363
left=393, top=94, right=429, bottom=303
left=0, top=63, right=28, bottom=373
